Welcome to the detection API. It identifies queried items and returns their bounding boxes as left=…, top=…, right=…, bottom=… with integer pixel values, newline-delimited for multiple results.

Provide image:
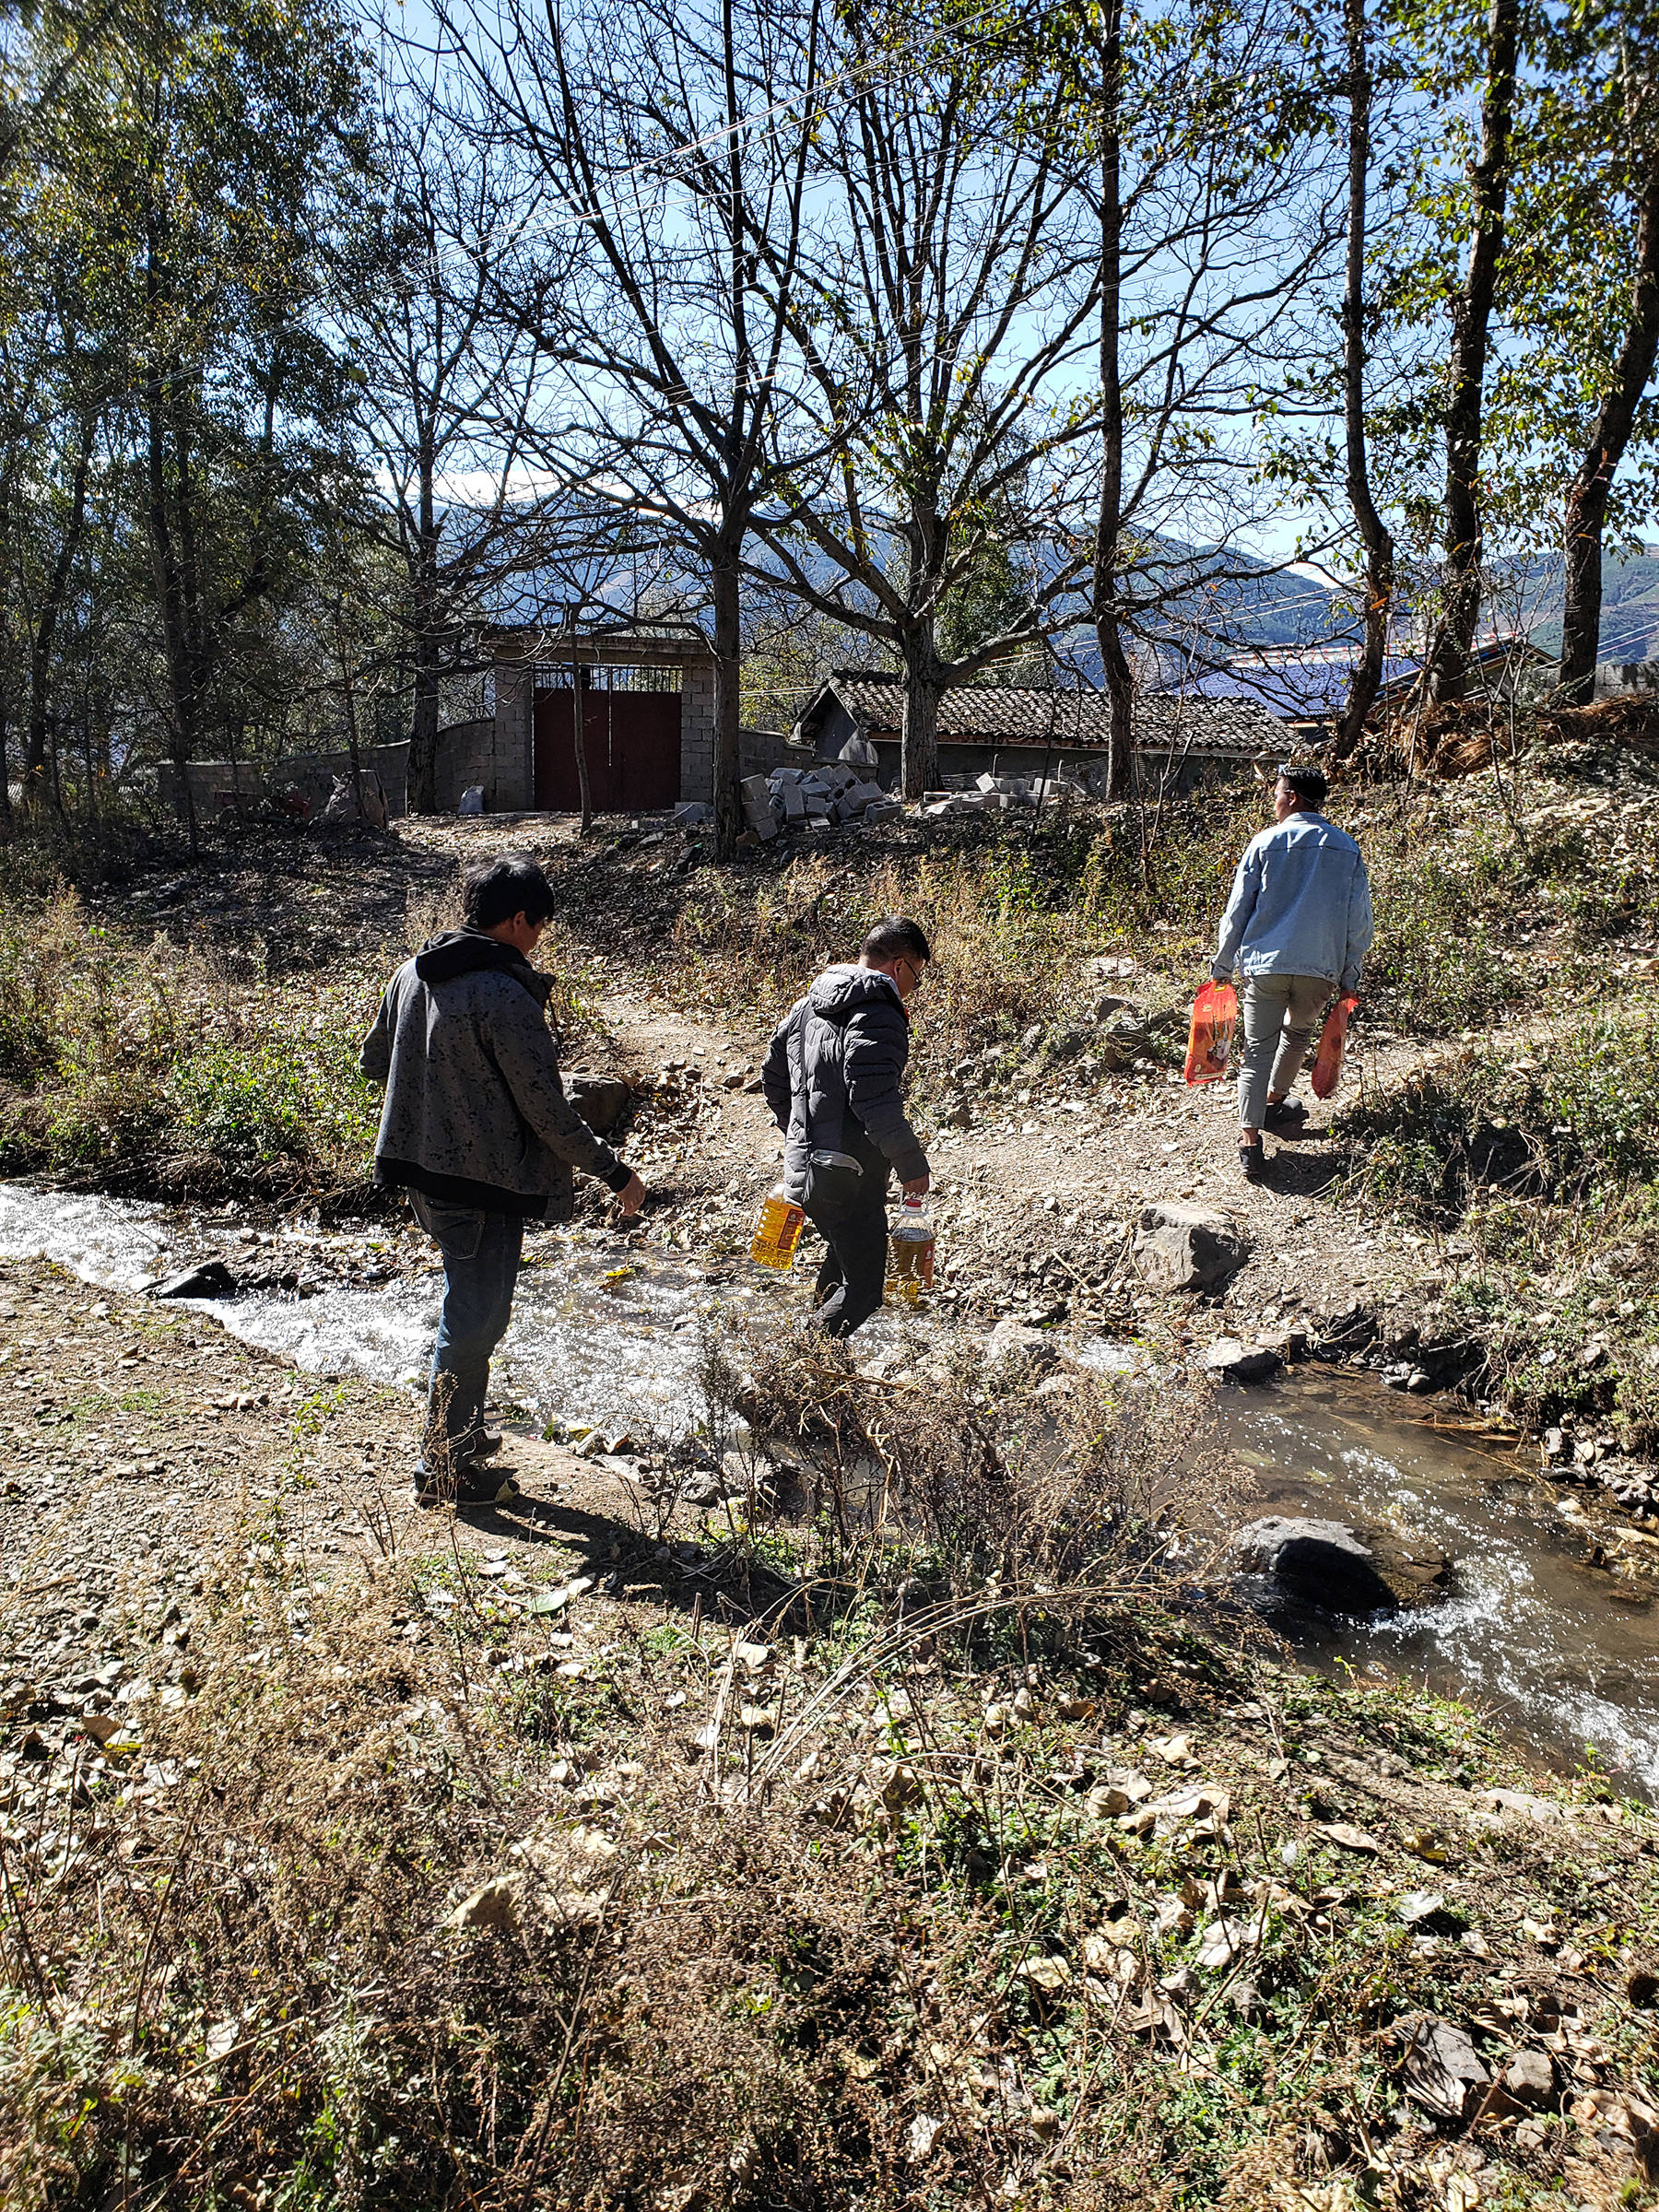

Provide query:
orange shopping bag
left=1311, top=995, right=1359, bottom=1100
left=1183, top=980, right=1239, bottom=1085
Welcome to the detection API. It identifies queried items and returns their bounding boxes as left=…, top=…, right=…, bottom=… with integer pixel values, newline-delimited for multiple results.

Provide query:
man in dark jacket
left=761, top=915, right=931, bottom=1338
left=361, top=852, right=645, bottom=1504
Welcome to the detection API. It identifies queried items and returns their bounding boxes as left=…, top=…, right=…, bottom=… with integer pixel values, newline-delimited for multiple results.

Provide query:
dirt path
left=593, top=974, right=1458, bottom=1366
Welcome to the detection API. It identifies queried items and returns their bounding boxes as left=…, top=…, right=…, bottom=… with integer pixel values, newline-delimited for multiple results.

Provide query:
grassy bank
left=0, top=883, right=386, bottom=1194
left=4, top=1278, right=1656, bottom=2212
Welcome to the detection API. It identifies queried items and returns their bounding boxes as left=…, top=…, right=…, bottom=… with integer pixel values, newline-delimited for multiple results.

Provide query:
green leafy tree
left=1491, top=0, right=1659, bottom=697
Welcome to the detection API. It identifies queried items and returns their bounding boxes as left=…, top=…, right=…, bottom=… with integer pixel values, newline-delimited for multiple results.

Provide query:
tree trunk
left=145, top=370, right=201, bottom=857
left=900, top=635, right=942, bottom=798
left=337, top=614, right=365, bottom=813
left=1093, top=0, right=1134, bottom=802
left=409, top=635, right=441, bottom=815
left=711, top=547, right=744, bottom=860
left=1559, top=135, right=1659, bottom=702
left=406, top=420, right=442, bottom=814
left=24, top=412, right=93, bottom=786
left=570, top=620, right=592, bottom=834
left=1430, top=0, right=1519, bottom=703
left=1337, top=0, right=1394, bottom=756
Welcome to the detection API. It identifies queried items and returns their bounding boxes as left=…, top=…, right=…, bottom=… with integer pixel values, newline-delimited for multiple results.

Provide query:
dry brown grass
left=665, top=844, right=1167, bottom=1074
left=700, top=1317, right=1243, bottom=1604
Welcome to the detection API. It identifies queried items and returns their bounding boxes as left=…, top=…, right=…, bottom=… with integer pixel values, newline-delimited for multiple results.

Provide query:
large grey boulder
left=1132, top=1202, right=1248, bottom=1294
left=1231, top=1516, right=1401, bottom=1616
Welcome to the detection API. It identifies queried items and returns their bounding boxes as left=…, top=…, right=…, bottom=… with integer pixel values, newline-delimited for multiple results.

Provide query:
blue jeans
left=411, top=1195, right=524, bottom=1465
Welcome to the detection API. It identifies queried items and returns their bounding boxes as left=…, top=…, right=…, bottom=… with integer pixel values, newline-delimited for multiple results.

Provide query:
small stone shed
left=789, top=671, right=1284, bottom=793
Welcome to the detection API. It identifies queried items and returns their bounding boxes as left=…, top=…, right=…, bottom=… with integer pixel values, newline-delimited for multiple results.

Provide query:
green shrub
left=167, top=1034, right=380, bottom=1168
left=1344, top=998, right=1659, bottom=1223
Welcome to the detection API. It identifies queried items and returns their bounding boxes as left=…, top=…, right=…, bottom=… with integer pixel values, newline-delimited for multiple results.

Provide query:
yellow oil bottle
left=750, top=1182, right=806, bottom=1271
left=886, top=1195, right=935, bottom=1300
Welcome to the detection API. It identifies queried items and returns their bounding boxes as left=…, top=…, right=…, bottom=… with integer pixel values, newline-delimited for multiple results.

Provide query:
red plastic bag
left=1183, top=980, right=1239, bottom=1086
left=1312, top=995, right=1359, bottom=1099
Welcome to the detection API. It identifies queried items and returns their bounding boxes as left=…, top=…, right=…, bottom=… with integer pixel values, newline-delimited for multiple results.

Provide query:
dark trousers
left=803, top=1161, right=888, bottom=1338
left=411, top=1194, right=525, bottom=1465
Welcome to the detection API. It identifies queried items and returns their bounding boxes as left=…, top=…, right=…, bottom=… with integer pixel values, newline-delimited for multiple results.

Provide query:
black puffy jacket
left=760, top=963, right=928, bottom=1199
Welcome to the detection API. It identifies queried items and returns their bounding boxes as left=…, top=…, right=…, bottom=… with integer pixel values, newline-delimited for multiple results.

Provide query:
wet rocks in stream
left=151, top=1259, right=239, bottom=1300
left=1204, top=1337, right=1284, bottom=1385
left=1231, top=1514, right=1451, bottom=1618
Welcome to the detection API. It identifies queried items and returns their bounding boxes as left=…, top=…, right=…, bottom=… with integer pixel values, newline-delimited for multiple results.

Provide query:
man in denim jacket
left=1211, top=762, right=1372, bottom=1180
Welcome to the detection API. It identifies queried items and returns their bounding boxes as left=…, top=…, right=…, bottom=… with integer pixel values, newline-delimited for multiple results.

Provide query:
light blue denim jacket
left=1212, top=811, right=1373, bottom=994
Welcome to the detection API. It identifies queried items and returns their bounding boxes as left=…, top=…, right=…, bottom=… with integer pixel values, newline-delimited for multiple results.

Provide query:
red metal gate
left=533, top=685, right=681, bottom=812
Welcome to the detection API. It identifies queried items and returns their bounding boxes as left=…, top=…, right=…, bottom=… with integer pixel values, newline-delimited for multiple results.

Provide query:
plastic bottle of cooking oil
left=750, top=1182, right=805, bottom=1271
left=886, top=1194, right=935, bottom=1300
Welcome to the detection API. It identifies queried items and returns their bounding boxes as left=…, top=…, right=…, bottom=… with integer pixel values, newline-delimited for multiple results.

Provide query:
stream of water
left=5, top=1181, right=1659, bottom=1790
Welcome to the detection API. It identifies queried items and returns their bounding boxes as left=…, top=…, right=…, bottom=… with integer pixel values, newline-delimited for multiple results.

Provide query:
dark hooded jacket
left=760, top=963, right=928, bottom=1200
left=359, top=928, right=633, bottom=1218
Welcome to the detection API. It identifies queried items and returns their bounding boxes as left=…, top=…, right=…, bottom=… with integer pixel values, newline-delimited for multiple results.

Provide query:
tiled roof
left=807, top=672, right=1281, bottom=757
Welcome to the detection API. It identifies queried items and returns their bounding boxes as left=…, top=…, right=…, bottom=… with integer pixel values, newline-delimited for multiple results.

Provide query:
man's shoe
left=1264, top=1098, right=1307, bottom=1132
left=412, top=1465, right=521, bottom=1510
left=460, top=1429, right=503, bottom=1460
left=1240, top=1139, right=1267, bottom=1182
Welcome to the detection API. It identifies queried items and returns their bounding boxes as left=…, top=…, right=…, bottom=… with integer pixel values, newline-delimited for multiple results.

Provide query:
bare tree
left=1336, top=0, right=1394, bottom=751
left=1427, top=0, right=1520, bottom=703
left=1555, top=41, right=1659, bottom=699
left=338, top=93, right=546, bottom=814
left=750, top=6, right=1102, bottom=798
left=437, top=0, right=828, bottom=857
left=1047, top=0, right=1340, bottom=794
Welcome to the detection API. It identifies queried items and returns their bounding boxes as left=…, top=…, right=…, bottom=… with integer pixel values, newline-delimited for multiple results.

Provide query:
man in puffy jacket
left=1211, top=761, right=1373, bottom=1181
left=761, top=915, right=931, bottom=1337
left=361, top=852, right=645, bottom=1504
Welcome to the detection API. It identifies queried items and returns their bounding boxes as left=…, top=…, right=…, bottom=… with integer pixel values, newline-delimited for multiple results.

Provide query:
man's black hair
left=862, top=914, right=931, bottom=965
left=463, top=852, right=559, bottom=931
left=1277, top=761, right=1329, bottom=812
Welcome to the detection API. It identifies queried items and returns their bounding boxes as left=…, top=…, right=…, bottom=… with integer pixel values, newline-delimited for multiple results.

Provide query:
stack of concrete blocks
left=741, top=763, right=900, bottom=841
left=919, top=769, right=1088, bottom=819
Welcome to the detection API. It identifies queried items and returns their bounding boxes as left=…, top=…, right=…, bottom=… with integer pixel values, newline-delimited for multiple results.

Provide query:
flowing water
left=1217, top=1377, right=1659, bottom=1792
left=5, top=1182, right=1659, bottom=1790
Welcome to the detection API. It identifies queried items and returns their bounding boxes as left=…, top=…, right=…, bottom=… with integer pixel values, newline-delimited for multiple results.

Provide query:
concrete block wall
left=738, top=725, right=800, bottom=779
left=491, top=663, right=534, bottom=809
left=433, top=720, right=495, bottom=810
left=159, top=742, right=411, bottom=821
left=680, top=660, right=717, bottom=802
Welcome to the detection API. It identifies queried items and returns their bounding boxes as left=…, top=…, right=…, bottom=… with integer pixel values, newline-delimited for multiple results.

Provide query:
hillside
left=7, top=720, right=1659, bottom=2206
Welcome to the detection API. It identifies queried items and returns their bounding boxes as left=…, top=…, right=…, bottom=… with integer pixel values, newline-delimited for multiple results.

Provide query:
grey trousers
left=1238, top=973, right=1330, bottom=1129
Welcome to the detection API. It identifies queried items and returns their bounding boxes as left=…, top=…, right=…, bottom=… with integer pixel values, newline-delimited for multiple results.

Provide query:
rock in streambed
left=1230, top=1513, right=1450, bottom=1617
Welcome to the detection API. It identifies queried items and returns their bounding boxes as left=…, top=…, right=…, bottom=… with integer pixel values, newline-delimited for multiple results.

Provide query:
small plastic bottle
left=886, top=1194, right=935, bottom=1300
left=750, top=1182, right=806, bottom=1271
